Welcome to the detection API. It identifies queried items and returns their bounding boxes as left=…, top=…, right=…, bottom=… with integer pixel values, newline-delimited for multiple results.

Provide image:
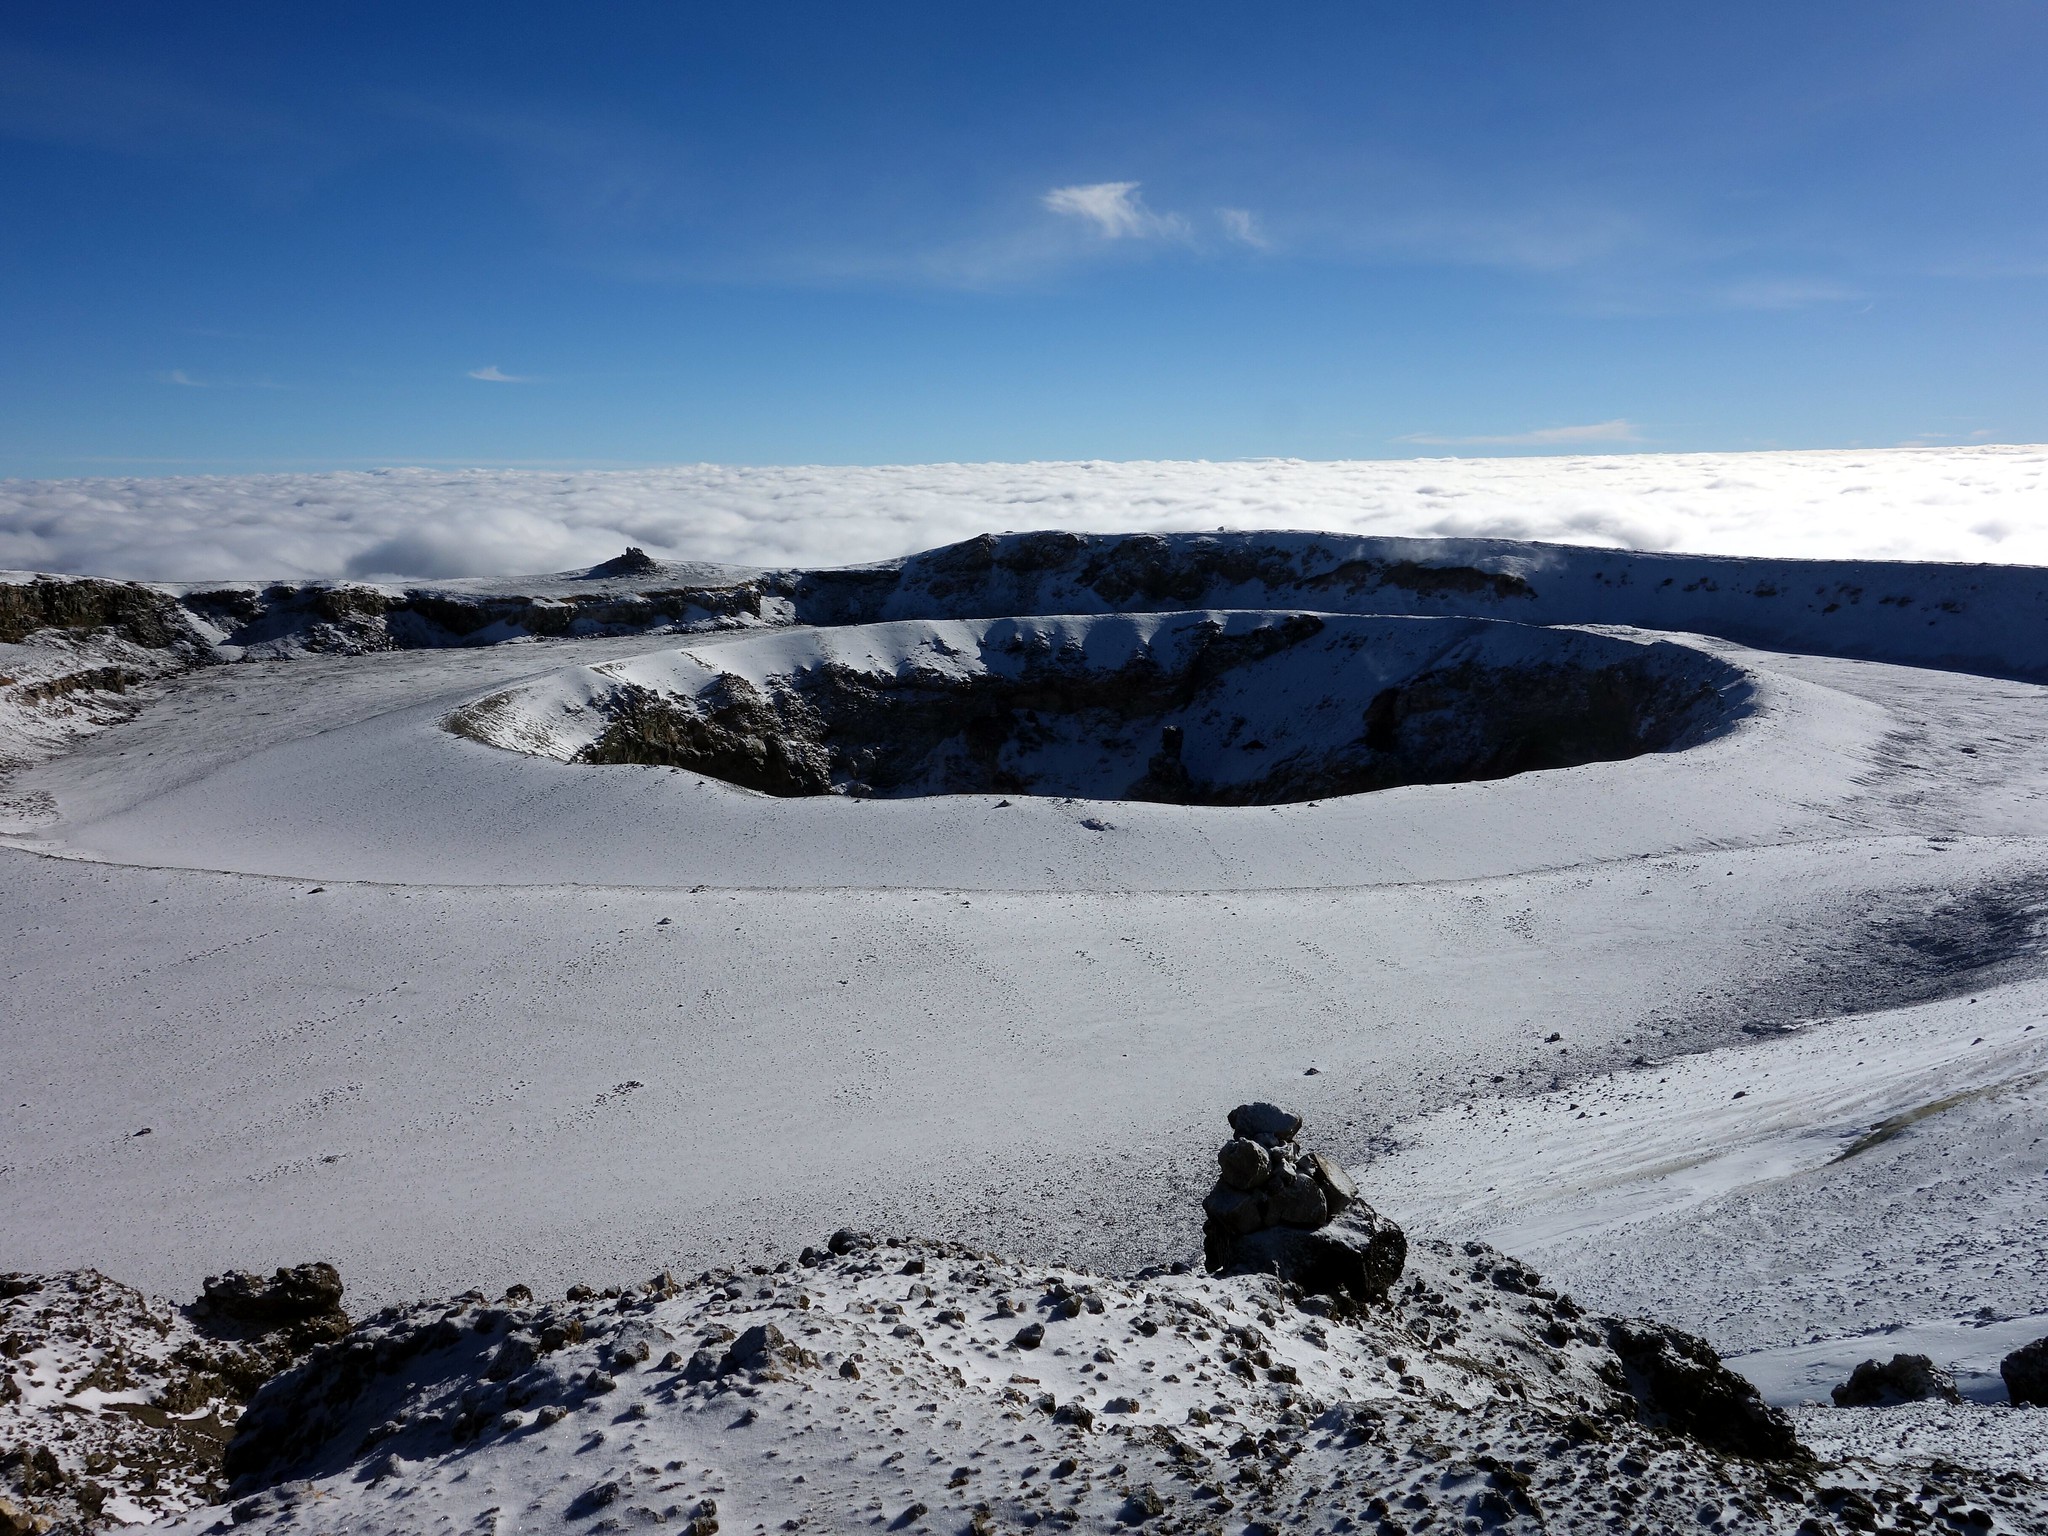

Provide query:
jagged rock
left=198, top=1263, right=348, bottom=1345
left=1308, top=1151, right=1357, bottom=1215
left=682, top=1347, right=723, bottom=1383
left=1603, top=1319, right=1803, bottom=1462
left=1217, top=1138, right=1271, bottom=1191
left=486, top=1336, right=538, bottom=1381
left=1136, top=725, right=1197, bottom=802
left=716, top=1323, right=815, bottom=1380
left=1215, top=1207, right=1407, bottom=1302
left=1228, top=1103, right=1301, bottom=1147
left=2002, top=1337, right=2048, bottom=1407
left=1831, top=1353, right=1962, bottom=1407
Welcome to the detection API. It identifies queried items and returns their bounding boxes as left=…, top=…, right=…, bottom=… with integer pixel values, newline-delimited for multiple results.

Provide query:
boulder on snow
left=1604, top=1318, right=1803, bottom=1462
left=1228, top=1102, right=1302, bottom=1147
left=1831, top=1353, right=1963, bottom=1407
left=1216, top=1207, right=1408, bottom=1302
left=1307, top=1151, right=1357, bottom=1215
left=717, top=1322, right=816, bottom=1380
left=2002, top=1337, right=2048, bottom=1407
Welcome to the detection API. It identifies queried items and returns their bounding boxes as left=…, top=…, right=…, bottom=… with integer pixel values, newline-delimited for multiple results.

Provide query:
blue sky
left=1, top=1, right=2044, bottom=477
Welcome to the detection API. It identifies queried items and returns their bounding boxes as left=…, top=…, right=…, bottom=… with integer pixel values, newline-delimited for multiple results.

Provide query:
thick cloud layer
left=2, top=446, right=2044, bottom=582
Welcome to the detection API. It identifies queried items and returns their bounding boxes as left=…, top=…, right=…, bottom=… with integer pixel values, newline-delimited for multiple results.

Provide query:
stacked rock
left=1199, top=1099, right=1415, bottom=1311
left=1203, top=1102, right=1360, bottom=1267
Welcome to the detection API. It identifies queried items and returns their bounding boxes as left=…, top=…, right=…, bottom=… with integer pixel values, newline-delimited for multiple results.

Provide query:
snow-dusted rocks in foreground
left=0, top=1266, right=344, bottom=1531
left=118, top=1228, right=2032, bottom=1536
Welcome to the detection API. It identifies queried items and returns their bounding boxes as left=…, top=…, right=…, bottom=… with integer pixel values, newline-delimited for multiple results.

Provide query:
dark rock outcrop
left=0, top=576, right=197, bottom=651
left=2002, top=1337, right=2048, bottom=1407
left=1832, top=1353, right=1963, bottom=1407
left=1603, top=1318, right=1803, bottom=1462
left=586, top=547, right=662, bottom=578
left=1220, top=1209, right=1408, bottom=1304
left=196, top=1263, right=349, bottom=1350
left=716, top=1323, right=816, bottom=1381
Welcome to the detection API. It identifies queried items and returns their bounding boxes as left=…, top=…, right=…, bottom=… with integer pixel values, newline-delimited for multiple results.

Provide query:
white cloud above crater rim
left=1398, top=420, right=1645, bottom=448
left=3, top=447, right=2046, bottom=583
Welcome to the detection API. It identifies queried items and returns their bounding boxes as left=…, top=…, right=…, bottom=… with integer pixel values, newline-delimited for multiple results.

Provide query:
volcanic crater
left=451, top=610, right=1752, bottom=804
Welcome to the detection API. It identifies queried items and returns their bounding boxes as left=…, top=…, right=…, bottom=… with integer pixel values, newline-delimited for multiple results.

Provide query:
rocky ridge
left=164, top=1230, right=2037, bottom=1536
left=0, top=1266, right=349, bottom=1533
left=8, top=1109, right=2046, bottom=1535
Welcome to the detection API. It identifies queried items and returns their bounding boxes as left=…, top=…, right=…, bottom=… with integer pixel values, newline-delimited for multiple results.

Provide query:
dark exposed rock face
left=198, top=580, right=768, bottom=656
left=789, top=532, right=1538, bottom=624
left=577, top=676, right=831, bottom=795
left=197, top=1264, right=350, bottom=1351
left=1832, top=1353, right=1963, bottom=1407
left=0, top=576, right=195, bottom=650
left=2002, top=1336, right=2048, bottom=1406
left=0, top=1267, right=361, bottom=1530
left=1602, top=1318, right=1804, bottom=1462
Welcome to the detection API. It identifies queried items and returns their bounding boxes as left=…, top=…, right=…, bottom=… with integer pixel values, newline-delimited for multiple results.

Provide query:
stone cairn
left=1202, top=1101, right=1357, bottom=1265
left=1200, top=1103, right=1406, bottom=1303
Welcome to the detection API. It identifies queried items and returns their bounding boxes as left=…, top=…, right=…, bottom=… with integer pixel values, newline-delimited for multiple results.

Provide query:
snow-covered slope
left=7, top=519, right=2048, bottom=1531
left=0, top=627, right=1863, bottom=890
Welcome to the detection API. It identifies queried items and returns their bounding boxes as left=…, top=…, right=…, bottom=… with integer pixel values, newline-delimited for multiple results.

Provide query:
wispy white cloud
left=1717, top=277, right=1864, bottom=311
left=1397, top=419, right=1645, bottom=448
left=158, top=368, right=285, bottom=391
left=1217, top=207, right=1269, bottom=249
left=1900, top=428, right=1998, bottom=448
left=468, top=365, right=534, bottom=383
left=1041, top=181, right=1189, bottom=241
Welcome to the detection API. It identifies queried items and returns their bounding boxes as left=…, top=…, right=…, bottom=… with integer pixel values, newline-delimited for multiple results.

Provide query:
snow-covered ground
left=6, top=513, right=2048, bottom=1529
left=4, top=444, right=2048, bottom=581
